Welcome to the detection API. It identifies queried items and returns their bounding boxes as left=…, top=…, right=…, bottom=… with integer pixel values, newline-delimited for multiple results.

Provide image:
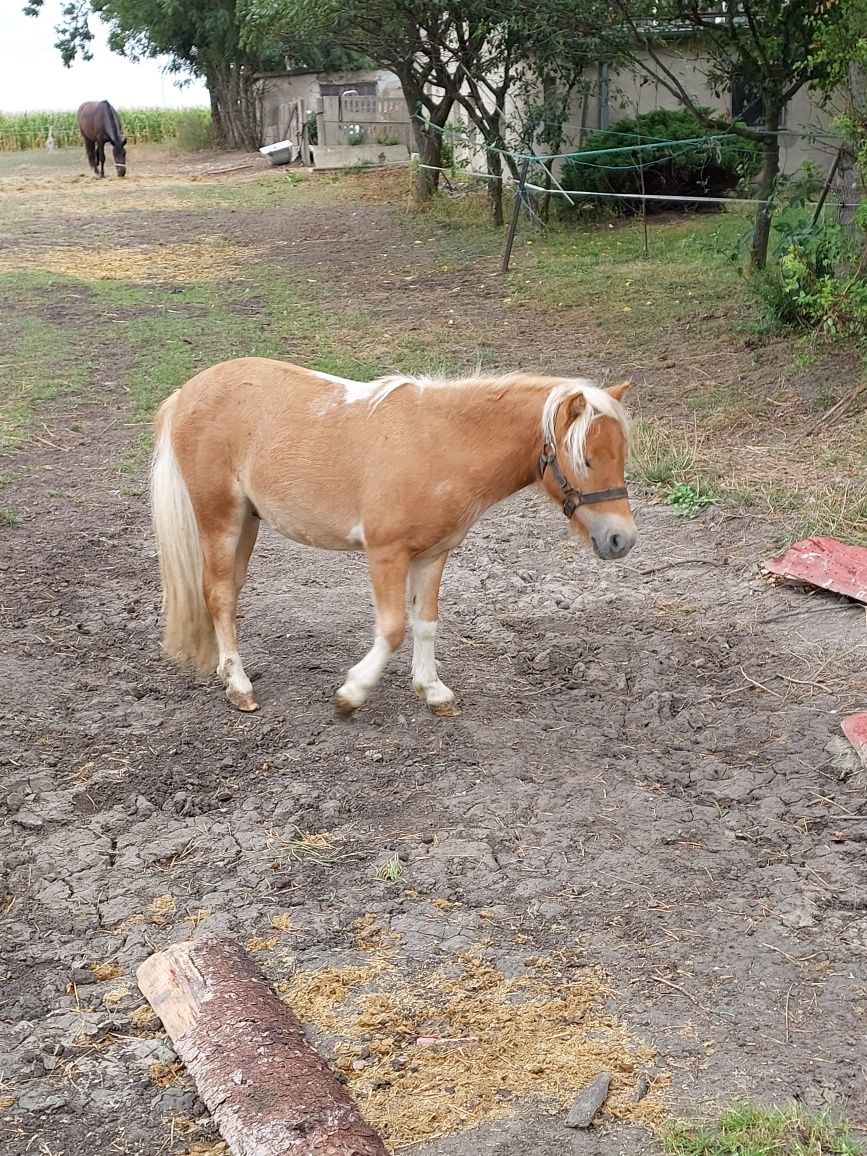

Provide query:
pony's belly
left=261, top=507, right=363, bottom=552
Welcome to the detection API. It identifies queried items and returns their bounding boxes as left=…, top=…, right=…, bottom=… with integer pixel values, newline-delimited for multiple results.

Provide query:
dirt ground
left=1, top=148, right=867, bottom=1156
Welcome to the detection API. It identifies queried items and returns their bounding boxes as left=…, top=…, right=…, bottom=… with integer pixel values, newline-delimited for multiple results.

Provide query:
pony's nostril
left=609, top=533, right=622, bottom=553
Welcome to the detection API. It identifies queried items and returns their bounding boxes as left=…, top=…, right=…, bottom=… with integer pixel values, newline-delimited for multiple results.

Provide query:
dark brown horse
left=77, top=101, right=127, bottom=178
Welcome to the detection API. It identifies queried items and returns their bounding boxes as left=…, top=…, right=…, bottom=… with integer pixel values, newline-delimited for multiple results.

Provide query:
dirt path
left=1, top=153, right=866, bottom=1156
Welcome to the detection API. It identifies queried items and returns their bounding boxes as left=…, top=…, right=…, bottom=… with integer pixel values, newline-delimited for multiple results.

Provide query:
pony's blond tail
left=150, top=394, right=217, bottom=672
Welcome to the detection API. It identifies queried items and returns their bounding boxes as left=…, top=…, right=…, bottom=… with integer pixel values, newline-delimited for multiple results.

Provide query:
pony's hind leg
left=335, top=546, right=410, bottom=715
left=201, top=506, right=259, bottom=712
left=409, top=552, right=458, bottom=716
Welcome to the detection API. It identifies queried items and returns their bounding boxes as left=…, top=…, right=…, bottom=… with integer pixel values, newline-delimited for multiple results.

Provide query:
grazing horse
left=77, top=101, right=127, bottom=178
left=150, top=358, right=635, bottom=715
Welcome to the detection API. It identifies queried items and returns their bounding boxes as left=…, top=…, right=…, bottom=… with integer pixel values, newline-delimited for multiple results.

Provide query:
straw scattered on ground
left=0, top=241, right=249, bottom=283
left=277, top=925, right=667, bottom=1149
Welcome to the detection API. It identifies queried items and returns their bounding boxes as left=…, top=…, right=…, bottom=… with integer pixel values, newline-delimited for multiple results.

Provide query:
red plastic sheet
left=842, top=713, right=867, bottom=770
left=766, top=537, right=867, bottom=604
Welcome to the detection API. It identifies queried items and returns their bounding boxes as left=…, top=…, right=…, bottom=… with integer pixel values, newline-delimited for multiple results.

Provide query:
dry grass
left=89, top=961, right=124, bottom=982
left=147, top=1059, right=186, bottom=1088
left=128, top=1004, right=158, bottom=1029
left=246, top=934, right=281, bottom=952
left=277, top=938, right=665, bottom=1150
left=102, top=986, right=131, bottom=1005
left=150, top=894, right=177, bottom=922
left=0, top=241, right=249, bottom=284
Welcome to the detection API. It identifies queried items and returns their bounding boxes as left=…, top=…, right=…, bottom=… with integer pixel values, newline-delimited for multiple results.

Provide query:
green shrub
left=561, top=107, right=762, bottom=215
left=754, top=193, right=867, bottom=338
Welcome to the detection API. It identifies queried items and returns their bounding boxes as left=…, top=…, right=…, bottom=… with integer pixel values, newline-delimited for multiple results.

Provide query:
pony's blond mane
left=541, top=380, right=628, bottom=477
left=361, top=372, right=628, bottom=473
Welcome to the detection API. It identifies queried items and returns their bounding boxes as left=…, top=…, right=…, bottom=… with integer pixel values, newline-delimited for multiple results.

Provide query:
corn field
left=0, top=108, right=211, bottom=151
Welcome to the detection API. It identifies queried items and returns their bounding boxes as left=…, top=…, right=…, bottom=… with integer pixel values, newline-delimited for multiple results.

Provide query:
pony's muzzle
left=590, top=518, right=637, bottom=560
left=116, top=165, right=127, bottom=177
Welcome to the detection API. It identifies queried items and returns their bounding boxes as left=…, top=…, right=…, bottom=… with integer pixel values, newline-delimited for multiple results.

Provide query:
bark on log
left=137, top=936, right=390, bottom=1156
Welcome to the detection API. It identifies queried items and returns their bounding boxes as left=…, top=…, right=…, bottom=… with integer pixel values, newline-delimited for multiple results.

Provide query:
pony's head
left=539, top=379, right=636, bottom=560
left=113, top=137, right=127, bottom=177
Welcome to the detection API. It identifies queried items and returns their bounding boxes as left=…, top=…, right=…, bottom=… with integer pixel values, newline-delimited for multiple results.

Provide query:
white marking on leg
left=411, top=618, right=454, bottom=708
left=336, top=634, right=394, bottom=710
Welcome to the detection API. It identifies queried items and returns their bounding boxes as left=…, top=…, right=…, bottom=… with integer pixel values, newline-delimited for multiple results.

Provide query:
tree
left=607, top=0, right=850, bottom=270
left=242, top=0, right=492, bottom=204
left=24, top=0, right=290, bottom=149
left=448, top=0, right=624, bottom=224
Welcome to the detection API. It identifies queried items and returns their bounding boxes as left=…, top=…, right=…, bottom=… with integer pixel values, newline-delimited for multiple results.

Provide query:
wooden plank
left=137, top=936, right=390, bottom=1156
left=842, top=712, right=867, bottom=769
left=765, top=537, right=867, bottom=604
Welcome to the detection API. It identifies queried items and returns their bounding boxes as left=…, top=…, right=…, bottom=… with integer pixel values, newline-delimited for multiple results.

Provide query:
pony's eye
left=584, top=459, right=592, bottom=469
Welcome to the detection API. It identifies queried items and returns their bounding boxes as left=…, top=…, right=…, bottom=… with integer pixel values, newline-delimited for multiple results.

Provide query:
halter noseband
left=539, top=444, right=629, bottom=520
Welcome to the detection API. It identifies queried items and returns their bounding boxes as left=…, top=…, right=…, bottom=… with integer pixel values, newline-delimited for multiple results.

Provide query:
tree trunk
left=137, top=937, right=389, bottom=1156
left=206, top=62, right=262, bottom=152
left=487, top=145, right=504, bottom=226
left=402, top=75, right=455, bottom=208
left=412, top=125, right=444, bottom=206
left=749, top=104, right=782, bottom=272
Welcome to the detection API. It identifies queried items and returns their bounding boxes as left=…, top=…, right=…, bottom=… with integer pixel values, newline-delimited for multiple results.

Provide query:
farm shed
left=257, top=66, right=412, bottom=168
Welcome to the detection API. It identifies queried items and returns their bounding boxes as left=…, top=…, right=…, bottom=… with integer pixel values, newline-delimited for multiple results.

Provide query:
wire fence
left=408, top=115, right=860, bottom=271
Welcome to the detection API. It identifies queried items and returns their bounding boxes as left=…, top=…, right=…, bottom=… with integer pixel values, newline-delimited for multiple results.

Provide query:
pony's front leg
left=335, top=547, right=409, bottom=715
left=409, top=552, right=459, bottom=716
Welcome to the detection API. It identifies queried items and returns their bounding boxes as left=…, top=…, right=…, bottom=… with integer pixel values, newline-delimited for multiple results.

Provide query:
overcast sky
left=0, top=0, right=209, bottom=112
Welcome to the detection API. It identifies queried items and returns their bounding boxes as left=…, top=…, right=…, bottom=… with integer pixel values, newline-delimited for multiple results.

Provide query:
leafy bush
left=561, top=108, right=762, bottom=215
left=753, top=189, right=867, bottom=338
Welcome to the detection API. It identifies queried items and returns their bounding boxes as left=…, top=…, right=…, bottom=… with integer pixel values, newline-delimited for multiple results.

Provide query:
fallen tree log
left=137, top=936, right=390, bottom=1156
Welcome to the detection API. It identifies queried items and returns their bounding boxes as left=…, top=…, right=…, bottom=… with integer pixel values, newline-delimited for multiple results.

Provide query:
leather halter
left=539, top=444, right=629, bottom=520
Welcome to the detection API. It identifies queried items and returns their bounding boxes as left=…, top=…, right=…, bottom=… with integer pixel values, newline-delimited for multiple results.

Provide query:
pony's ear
left=607, top=380, right=632, bottom=401
left=566, top=393, right=587, bottom=423
left=122, top=137, right=128, bottom=146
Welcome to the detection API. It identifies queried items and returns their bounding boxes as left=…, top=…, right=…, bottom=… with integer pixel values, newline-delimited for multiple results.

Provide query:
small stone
left=16, top=1086, right=69, bottom=1113
left=632, top=1074, right=650, bottom=1103
left=12, top=812, right=43, bottom=831
left=564, top=1072, right=611, bottom=1128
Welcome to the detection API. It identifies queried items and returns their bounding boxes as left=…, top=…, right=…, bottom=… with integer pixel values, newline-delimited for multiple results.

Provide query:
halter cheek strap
left=539, top=444, right=629, bottom=520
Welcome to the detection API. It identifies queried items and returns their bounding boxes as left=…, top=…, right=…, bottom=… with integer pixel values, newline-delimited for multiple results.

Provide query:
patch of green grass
left=665, top=482, right=717, bottom=517
left=375, top=854, right=404, bottom=883
left=1, top=507, right=21, bottom=527
left=495, top=209, right=752, bottom=347
left=764, top=481, right=867, bottom=548
left=0, top=282, right=93, bottom=448
left=663, top=1102, right=864, bottom=1156
left=629, top=419, right=703, bottom=488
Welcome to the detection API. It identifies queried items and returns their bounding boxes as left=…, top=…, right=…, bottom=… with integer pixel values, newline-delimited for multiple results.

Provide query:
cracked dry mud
left=1, top=157, right=867, bottom=1156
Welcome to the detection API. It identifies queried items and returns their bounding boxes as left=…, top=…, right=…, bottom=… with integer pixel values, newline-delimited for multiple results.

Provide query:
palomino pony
left=77, top=101, right=127, bottom=178
left=150, top=358, right=635, bottom=715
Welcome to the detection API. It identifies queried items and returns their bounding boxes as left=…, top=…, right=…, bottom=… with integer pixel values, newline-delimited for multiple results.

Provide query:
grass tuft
left=375, top=854, right=404, bottom=883
left=663, top=1102, right=864, bottom=1156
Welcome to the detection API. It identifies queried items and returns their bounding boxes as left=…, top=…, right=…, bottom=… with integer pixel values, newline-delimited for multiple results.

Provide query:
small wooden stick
left=137, top=936, right=389, bottom=1156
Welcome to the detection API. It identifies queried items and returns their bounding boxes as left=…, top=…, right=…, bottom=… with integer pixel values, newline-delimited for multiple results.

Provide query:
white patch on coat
left=346, top=522, right=366, bottom=547
left=309, top=368, right=422, bottom=408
